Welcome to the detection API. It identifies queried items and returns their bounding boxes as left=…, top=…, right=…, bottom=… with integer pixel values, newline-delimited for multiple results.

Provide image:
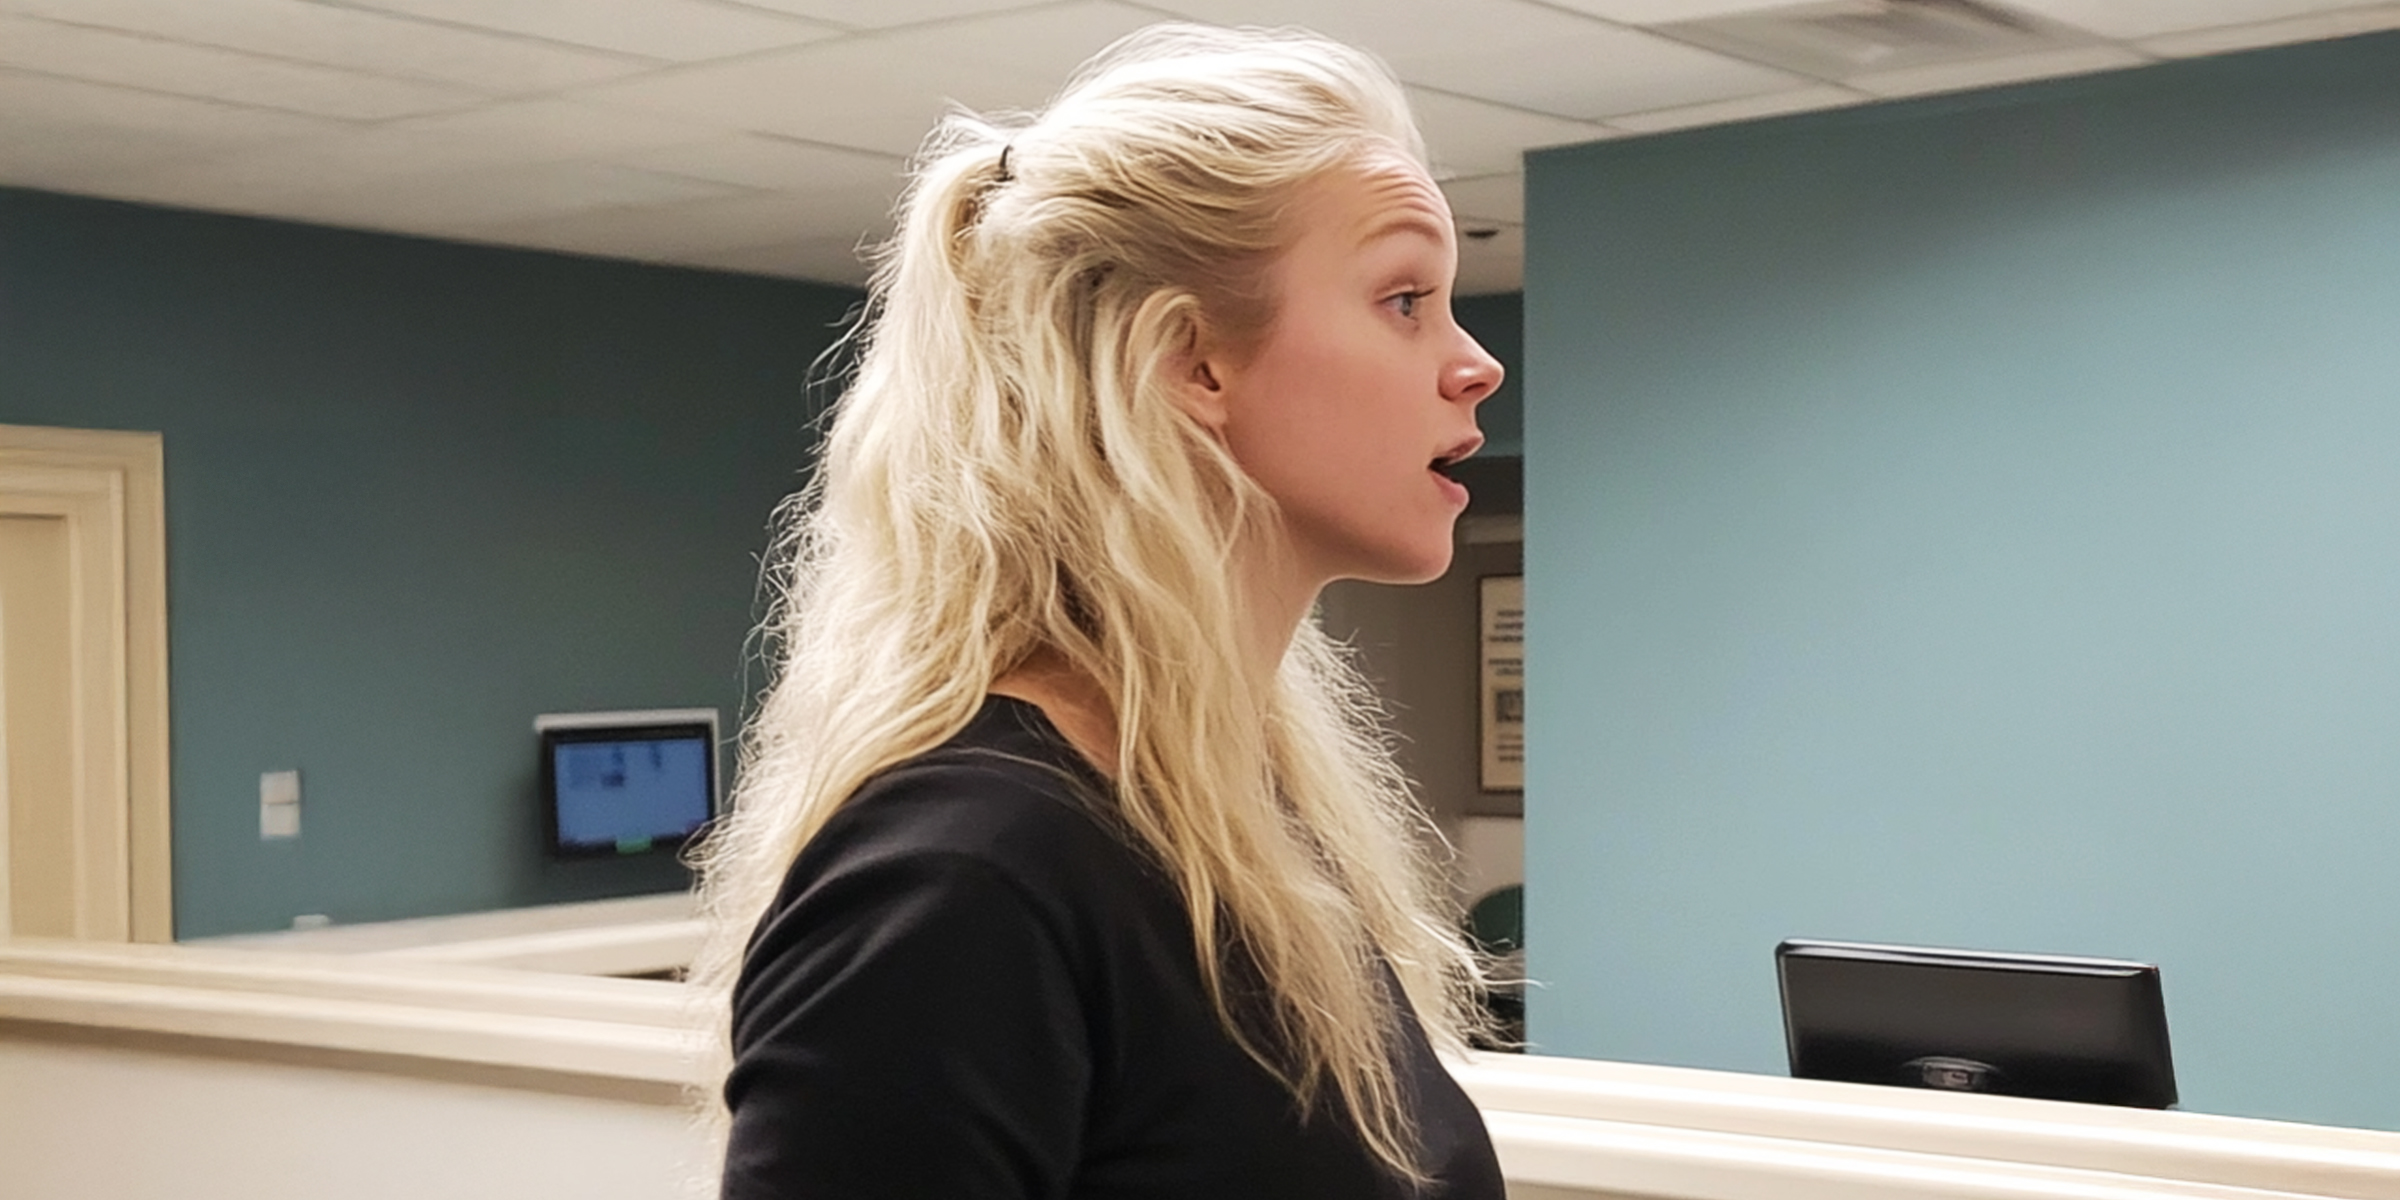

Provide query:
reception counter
left=5, top=914, right=2398, bottom=1199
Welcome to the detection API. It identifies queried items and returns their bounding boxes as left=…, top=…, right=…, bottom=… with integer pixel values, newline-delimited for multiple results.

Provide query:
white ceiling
left=4, top=0, right=2398, bottom=293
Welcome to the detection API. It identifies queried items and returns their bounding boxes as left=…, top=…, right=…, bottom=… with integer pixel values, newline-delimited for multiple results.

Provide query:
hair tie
left=995, top=142, right=1015, bottom=183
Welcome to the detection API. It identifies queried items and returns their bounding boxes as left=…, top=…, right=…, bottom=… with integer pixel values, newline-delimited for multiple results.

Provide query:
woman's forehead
left=1292, top=155, right=1452, bottom=251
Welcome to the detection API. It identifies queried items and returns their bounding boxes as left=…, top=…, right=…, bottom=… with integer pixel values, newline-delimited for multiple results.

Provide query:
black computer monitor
left=1777, top=939, right=2176, bottom=1108
left=536, top=709, right=719, bottom=859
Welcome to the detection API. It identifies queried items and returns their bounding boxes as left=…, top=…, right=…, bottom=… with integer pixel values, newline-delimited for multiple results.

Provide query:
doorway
left=0, top=424, right=171, bottom=941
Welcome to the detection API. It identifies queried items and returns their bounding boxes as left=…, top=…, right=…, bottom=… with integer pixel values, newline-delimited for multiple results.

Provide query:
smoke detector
left=1655, top=0, right=2094, bottom=80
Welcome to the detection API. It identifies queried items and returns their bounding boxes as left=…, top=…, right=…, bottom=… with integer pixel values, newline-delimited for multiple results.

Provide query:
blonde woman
left=695, top=23, right=1506, bottom=1198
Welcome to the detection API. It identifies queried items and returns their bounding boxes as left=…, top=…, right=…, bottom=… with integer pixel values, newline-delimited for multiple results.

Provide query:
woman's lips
left=1431, top=466, right=1470, bottom=507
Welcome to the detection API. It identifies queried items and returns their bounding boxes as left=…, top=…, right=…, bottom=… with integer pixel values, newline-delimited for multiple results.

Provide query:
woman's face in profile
left=1203, top=150, right=1504, bottom=589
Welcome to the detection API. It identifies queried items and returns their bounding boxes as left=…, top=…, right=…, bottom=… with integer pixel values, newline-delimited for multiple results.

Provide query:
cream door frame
left=0, top=424, right=171, bottom=942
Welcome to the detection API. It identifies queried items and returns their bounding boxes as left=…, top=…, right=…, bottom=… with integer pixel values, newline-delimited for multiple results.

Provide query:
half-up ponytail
left=691, top=23, right=1485, bottom=1187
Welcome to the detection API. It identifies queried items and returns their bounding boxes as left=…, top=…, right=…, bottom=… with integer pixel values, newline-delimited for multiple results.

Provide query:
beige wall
left=0, top=1028, right=699, bottom=1200
left=1321, top=532, right=1524, bottom=899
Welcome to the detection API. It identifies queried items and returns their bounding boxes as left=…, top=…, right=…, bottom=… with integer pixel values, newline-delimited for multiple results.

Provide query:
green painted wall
left=0, top=187, right=860, bottom=937
left=1523, top=32, right=2400, bottom=1130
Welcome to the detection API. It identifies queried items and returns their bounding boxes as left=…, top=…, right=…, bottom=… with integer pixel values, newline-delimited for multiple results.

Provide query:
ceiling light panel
left=1393, top=21, right=1805, bottom=119
left=1992, top=0, right=2400, bottom=40
left=0, top=0, right=658, bottom=91
left=1845, top=42, right=2148, bottom=94
left=0, top=13, right=484, bottom=118
left=2140, top=3, right=2400, bottom=55
left=309, top=0, right=839, bottom=60
left=1653, top=0, right=2106, bottom=81
left=1406, top=89, right=1612, bottom=177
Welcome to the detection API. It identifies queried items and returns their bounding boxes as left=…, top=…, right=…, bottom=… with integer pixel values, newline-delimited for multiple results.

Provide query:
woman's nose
left=1445, top=334, right=1504, bottom=407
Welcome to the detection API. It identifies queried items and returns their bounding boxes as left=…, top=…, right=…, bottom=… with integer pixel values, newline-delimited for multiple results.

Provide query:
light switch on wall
left=260, top=769, right=301, bottom=839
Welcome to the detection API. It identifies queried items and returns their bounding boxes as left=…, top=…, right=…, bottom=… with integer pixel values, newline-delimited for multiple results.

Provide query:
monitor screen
left=536, top=710, right=719, bottom=858
left=1777, top=939, right=2176, bottom=1108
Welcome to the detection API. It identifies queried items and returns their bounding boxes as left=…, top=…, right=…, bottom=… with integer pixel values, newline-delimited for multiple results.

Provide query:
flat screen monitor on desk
left=1777, top=939, right=2176, bottom=1108
left=536, top=708, right=719, bottom=859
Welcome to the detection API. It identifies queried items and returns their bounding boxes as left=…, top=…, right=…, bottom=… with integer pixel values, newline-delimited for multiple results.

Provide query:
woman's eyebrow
left=1356, top=209, right=1449, bottom=249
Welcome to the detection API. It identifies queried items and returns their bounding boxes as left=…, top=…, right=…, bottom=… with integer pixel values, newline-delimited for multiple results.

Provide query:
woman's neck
left=992, top=540, right=1325, bottom=781
left=990, top=650, right=1123, bottom=779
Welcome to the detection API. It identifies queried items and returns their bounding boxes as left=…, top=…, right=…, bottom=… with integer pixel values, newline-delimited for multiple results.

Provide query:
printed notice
left=1479, top=575, right=1524, bottom=791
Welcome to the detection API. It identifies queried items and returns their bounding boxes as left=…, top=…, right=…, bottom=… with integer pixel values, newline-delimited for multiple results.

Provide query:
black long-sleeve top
left=723, top=695, right=1504, bottom=1199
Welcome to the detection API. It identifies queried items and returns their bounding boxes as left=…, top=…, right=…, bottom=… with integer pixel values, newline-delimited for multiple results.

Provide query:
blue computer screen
left=551, top=735, right=712, bottom=852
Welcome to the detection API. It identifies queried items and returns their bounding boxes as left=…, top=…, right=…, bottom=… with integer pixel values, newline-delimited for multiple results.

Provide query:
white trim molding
left=0, top=425, right=171, bottom=942
left=6, top=934, right=2400, bottom=1198
left=1456, top=1054, right=2400, bottom=1200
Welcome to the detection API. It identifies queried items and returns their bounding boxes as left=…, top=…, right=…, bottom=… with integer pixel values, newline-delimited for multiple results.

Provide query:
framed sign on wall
left=1479, top=575, right=1525, bottom=791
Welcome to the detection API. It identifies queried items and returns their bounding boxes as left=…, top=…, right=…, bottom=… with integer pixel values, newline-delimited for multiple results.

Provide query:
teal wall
left=1522, top=32, right=2400, bottom=1131
left=0, top=187, right=860, bottom=937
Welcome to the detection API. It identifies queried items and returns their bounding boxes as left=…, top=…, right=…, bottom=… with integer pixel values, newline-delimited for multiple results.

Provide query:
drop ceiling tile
left=1990, top=0, right=2400, bottom=40
left=471, top=180, right=899, bottom=260
left=0, top=0, right=660, bottom=91
left=570, top=2, right=1158, bottom=154
left=0, top=13, right=484, bottom=119
left=1606, top=82, right=1861, bottom=133
left=1390, top=21, right=1807, bottom=120
left=378, top=97, right=725, bottom=160
left=0, top=68, right=343, bottom=190
left=620, top=134, right=904, bottom=193
left=86, top=98, right=726, bottom=205
left=729, top=0, right=1062, bottom=31
left=275, top=160, right=749, bottom=229
left=1439, top=172, right=1523, bottom=225
left=571, top=45, right=1016, bottom=154
left=0, top=66, right=348, bottom=140
left=1405, top=88, right=1613, bottom=178
left=315, top=0, right=840, bottom=60
left=0, top=113, right=248, bottom=187
left=675, top=232, right=876, bottom=284
left=88, top=132, right=496, bottom=204
left=2137, top=3, right=2400, bottom=55
left=1538, top=0, right=1815, bottom=23
left=469, top=189, right=819, bottom=257
left=1847, top=43, right=2150, bottom=98
left=1134, top=0, right=1606, bottom=68
left=865, top=1, right=1168, bottom=87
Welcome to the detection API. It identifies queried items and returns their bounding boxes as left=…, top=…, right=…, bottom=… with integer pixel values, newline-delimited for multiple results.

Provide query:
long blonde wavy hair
left=690, top=23, right=1487, bottom=1184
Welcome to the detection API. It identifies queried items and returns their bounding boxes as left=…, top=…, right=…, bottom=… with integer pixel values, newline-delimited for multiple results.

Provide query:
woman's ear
left=1168, top=322, right=1234, bottom=433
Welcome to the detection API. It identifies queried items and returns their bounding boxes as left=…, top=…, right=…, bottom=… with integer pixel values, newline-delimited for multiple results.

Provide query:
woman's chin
left=1350, top=541, right=1456, bottom=587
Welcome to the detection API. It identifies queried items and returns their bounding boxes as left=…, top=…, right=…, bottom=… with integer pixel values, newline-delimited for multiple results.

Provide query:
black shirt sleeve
left=724, top=837, right=1091, bottom=1199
